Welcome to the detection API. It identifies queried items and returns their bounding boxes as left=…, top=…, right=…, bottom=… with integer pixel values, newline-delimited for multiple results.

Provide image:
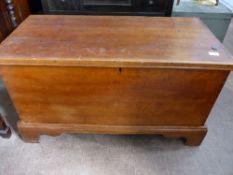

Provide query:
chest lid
left=0, top=15, right=233, bottom=70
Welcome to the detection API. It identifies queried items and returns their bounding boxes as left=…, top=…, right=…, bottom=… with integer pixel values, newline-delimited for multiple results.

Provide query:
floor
left=0, top=20, right=233, bottom=175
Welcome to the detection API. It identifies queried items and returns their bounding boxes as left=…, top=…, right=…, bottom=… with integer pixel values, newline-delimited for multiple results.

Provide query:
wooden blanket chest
left=0, top=15, right=233, bottom=145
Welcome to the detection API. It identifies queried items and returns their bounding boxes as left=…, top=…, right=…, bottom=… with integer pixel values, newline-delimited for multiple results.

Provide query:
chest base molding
left=18, top=122, right=207, bottom=146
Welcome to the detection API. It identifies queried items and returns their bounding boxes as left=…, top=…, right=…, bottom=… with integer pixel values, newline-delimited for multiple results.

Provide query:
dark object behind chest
left=41, top=0, right=174, bottom=16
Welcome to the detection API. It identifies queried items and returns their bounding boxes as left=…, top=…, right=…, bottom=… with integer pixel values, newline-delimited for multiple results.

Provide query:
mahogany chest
left=0, top=15, right=233, bottom=145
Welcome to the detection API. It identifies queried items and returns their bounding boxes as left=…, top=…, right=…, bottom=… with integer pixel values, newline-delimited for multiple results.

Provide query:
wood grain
left=0, top=0, right=14, bottom=42
left=0, top=0, right=30, bottom=78
left=2, top=66, right=229, bottom=127
left=0, top=15, right=233, bottom=70
left=13, top=0, right=30, bottom=23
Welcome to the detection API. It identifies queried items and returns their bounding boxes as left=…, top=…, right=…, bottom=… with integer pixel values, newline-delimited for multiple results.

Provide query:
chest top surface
left=0, top=15, right=233, bottom=70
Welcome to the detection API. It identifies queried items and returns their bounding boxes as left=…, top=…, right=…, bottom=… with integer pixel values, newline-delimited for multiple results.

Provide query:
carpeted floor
left=0, top=19, right=233, bottom=175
